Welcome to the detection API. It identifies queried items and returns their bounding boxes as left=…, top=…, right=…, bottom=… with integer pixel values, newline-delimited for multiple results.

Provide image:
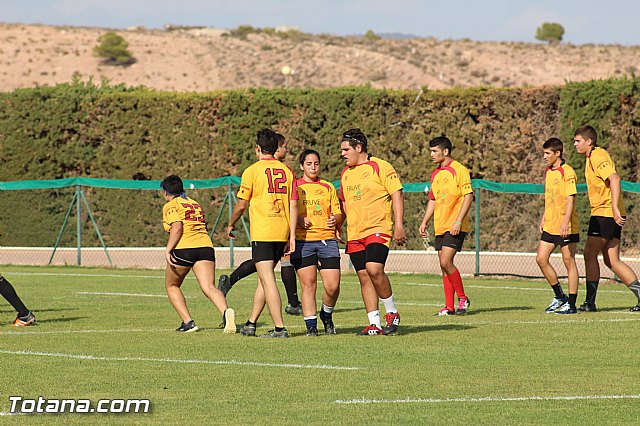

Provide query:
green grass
left=1, top=265, right=640, bottom=424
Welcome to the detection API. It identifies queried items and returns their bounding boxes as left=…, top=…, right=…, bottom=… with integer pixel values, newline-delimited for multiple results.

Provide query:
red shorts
left=346, top=233, right=392, bottom=254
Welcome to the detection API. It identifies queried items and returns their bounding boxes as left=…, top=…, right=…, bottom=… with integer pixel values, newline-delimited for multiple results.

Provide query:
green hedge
left=0, top=79, right=638, bottom=252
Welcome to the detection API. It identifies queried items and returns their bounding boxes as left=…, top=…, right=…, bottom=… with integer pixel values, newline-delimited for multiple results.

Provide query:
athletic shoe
left=222, top=308, right=236, bottom=334
left=13, top=311, right=36, bottom=327
left=382, top=312, right=400, bottom=335
left=456, top=297, right=471, bottom=315
left=240, top=323, right=256, bottom=337
left=545, top=296, right=569, bottom=313
left=578, top=302, right=597, bottom=312
left=629, top=304, right=640, bottom=312
left=176, top=320, right=198, bottom=333
left=218, top=275, right=231, bottom=297
left=555, top=304, right=578, bottom=314
left=285, top=303, right=302, bottom=316
left=259, top=329, right=289, bottom=338
left=319, top=310, right=336, bottom=335
left=434, top=308, right=454, bottom=316
left=356, top=324, right=383, bottom=336
left=305, top=327, right=319, bottom=337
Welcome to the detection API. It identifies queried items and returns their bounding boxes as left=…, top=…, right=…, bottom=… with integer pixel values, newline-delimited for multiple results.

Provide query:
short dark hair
left=299, top=149, right=320, bottom=166
left=542, top=137, right=564, bottom=155
left=161, top=175, right=184, bottom=196
left=342, top=128, right=368, bottom=152
left=276, top=132, right=286, bottom=147
left=257, top=128, right=280, bottom=155
left=429, top=136, right=453, bottom=155
left=574, top=125, right=598, bottom=146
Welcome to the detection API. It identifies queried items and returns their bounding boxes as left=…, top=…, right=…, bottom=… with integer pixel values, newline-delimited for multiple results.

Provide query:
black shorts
left=291, top=254, right=341, bottom=271
left=588, top=216, right=622, bottom=240
left=170, top=247, right=215, bottom=267
left=540, top=231, right=579, bottom=247
left=251, top=241, right=286, bottom=263
left=349, top=243, right=389, bottom=272
left=434, top=232, right=467, bottom=252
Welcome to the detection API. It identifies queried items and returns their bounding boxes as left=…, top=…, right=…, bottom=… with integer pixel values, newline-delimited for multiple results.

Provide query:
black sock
left=569, top=293, right=578, bottom=308
left=0, top=276, right=29, bottom=317
left=551, top=283, right=565, bottom=299
left=230, top=259, right=257, bottom=286
left=245, top=320, right=256, bottom=327
left=280, top=265, right=300, bottom=306
left=275, top=326, right=285, bottom=332
left=585, top=280, right=599, bottom=305
left=628, top=279, right=640, bottom=303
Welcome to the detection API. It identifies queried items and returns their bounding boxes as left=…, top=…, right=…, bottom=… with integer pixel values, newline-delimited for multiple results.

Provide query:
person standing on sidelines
left=419, top=136, right=473, bottom=316
left=339, top=128, right=406, bottom=336
left=227, top=128, right=294, bottom=338
left=161, top=175, right=236, bottom=333
left=573, top=125, right=640, bottom=312
left=287, top=149, right=343, bottom=336
left=218, top=133, right=302, bottom=315
left=535, top=138, right=580, bottom=314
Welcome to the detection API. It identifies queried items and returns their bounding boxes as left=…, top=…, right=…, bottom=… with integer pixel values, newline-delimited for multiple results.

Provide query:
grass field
left=1, top=265, right=640, bottom=424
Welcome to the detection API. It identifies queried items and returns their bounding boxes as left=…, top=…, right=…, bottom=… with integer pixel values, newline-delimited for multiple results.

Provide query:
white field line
left=77, top=291, right=170, bottom=298
left=335, top=394, right=640, bottom=404
left=0, top=349, right=358, bottom=371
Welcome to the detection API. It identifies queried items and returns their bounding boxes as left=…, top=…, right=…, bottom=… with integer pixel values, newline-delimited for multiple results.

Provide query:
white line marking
left=77, top=291, right=168, bottom=298
left=0, top=349, right=358, bottom=370
left=335, top=394, right=640, bottom=404
left=398, top=282, right=632, bottom=294
left=0, top=329, right=157, bottom=335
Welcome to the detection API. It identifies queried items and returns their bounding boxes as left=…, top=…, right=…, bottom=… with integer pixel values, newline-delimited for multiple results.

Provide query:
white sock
left=367, top=310, right=381, bottom=328
left=303, top=315, right=317, bottom=321
left=380, top=294, right=397, bottom=314
left=322, top=304, right=334, bottom=314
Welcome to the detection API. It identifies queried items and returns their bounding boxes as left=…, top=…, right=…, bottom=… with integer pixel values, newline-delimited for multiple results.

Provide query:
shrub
left=535, top=23, right=565, bottom=44
left=93, top=31, right=135, bottom=65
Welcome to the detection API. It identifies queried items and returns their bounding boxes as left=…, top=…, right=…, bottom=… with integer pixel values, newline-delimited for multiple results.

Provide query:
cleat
left=305, top=327, right=319, bottom=337
left=456, top=297, right=470, bottom=315
left=356, top=324, right=383, bottom=336
left=285, top=303, right=302, bottom=316
left=259, top=328, right=289, bottom=338
left=319, top=310, right=336, bottom=335
left=434, top=308, right=455, bottom=316
left=578, top=302, right=597, bottom=312
left=555, top=304, right=578, bottom=314
left=222, top=308, right=236, bottom=334
left=545, top=296, right=569, bottom=313
left=382, top=312, right=400, bottom=335
left=12, top=311, right=36, bottom=327
left=218, top=275, right=231, bottom=297
left=629, top=304, right=640, bottom=312
left=240, top=323, right=256, bottom=337
left=176, top=320, right=198, bottom=333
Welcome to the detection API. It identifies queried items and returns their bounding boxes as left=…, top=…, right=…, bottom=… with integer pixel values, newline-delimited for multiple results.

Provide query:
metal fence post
left=228, top=183, right=234, bottom=269
left=474, top=187, right=480, bottom=276
left=76, top=185, right=82, bottom=266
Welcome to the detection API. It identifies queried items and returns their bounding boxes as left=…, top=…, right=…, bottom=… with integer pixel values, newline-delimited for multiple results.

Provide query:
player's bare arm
left=451, top=193, right=473, bottom=236
left=608, top=173, right=625, bottom=226
left=227, top=199, right=248, bottom=238
left=391, top=190, right=406, bottom=245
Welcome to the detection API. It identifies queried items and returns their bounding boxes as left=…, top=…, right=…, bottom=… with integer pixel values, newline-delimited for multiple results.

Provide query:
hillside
left=1, top=22, right=640, bottom=92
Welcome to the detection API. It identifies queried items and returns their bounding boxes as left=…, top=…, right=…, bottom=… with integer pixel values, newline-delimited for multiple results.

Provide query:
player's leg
left=240, top=281, right=266, bottom=337
left=536, top=239, right=567, bottom=312
left=318, top=257, right=340, bottom=335
left=581, top=235, right=607, bottom=311
left=601, top=239, right=640, bottom=310
left=165, top=263, right=198, bottom=332
left=218, top=258, right=256, bottom=296
left=350, top=248, right=382, bottom=335
left=296, top=257, right=319, bottom=336
left=281, top=255, right=302, bottom=314
left=0, top=273, right=35, bottom=326
left=555, top=242, right=579, bottom=314
left=363, top=243, right=400, bottom=335
left=255, top=260, right=286, bottom=331
left=438, top=246, right=457, bottom=314
left=191, top=259, right=236, bottom=333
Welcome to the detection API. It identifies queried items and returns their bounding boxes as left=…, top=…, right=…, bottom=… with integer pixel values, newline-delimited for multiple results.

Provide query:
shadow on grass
left=337, top=323, right=476, bottom=336
left=462, top=306, right=535, bottom=315
left=35, top=316, right=89, bottom=324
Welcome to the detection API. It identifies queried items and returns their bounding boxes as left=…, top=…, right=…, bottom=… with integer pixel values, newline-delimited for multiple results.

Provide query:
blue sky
left=1, top=0, right=638, bottom=45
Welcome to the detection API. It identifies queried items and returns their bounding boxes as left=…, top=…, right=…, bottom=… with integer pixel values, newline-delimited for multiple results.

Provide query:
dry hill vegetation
left=1, top=22, right=640, bottom=92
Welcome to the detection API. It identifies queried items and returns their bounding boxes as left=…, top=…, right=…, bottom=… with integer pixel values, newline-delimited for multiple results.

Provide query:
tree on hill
left=93, top=31, right=135, bottom=65
left=535, top=23, right=565, bottom=44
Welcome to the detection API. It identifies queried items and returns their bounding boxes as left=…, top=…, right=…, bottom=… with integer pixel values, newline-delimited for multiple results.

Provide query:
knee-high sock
left=0, top=276, right=29, bottom=317
left=443, top=274, right=455, bottom=312
left=448, top=268, right=466, bottom=299
left=229, top=259, right=257, bottom=286
left=280, top=264, right=300, bottom=306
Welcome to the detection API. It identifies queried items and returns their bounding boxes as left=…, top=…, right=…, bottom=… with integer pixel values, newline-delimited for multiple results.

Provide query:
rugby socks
left=628, top=280, right=640, bottom=302
left=367, top=310, right=382, bottom=328
left=0, top=276, right=29, bottom=317
left=245, top=320, right=256, bottom=327
left=304, top=315, right=318, bottom=330
left=585, top=280, right=599, bottom=305
left=230, top=259, right=257, bottom=286
left=280, top=264, right=300, bottom=307
left=551, top=283, right=566, bottom=299
left=380, top=294, right=398, bottom=314
left=568, top=293, right=578, bottom=309
left=442, top=274, right=455, bottom=312
left=321, top=304, right=334, bottom=315
left=448, top=269, right=466, bottom=299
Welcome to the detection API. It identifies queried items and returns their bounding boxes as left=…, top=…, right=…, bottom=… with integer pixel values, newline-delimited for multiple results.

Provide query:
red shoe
left=357, top=324, right=383, bottom=336
left=383, top=312, right=400, bottom=335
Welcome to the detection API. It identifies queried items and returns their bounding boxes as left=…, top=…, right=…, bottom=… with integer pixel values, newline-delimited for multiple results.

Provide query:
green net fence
left=1, top=178, right=638, bottom=278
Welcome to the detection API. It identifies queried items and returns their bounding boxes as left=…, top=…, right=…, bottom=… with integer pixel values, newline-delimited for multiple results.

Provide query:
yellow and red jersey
left=427, top=160, right=473, bottom=236
left=543, top=162, right=579, bottom=235
left=339, top=156, right=403, bottom=241
left=237, top=158, right=294, bottom=242
left=162, top=196, right=213, bottom=249
left=585, top=147, right=626, bottom=217
left=292, top=177, right=342, bottom=241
